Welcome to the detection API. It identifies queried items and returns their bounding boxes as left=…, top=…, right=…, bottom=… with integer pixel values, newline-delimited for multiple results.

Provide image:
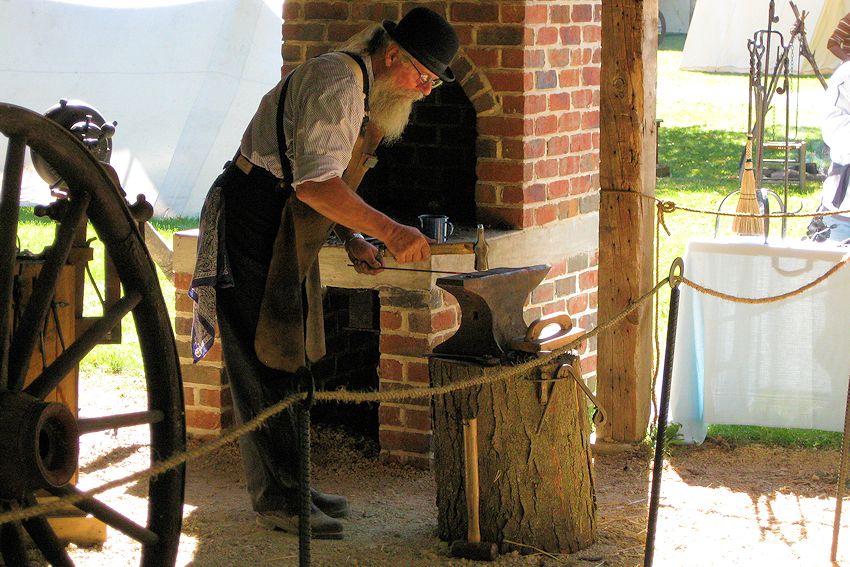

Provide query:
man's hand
left=294, top=178, right=432, bottom=263
left=346, top=237, right=384, bottom=275
left=384, top=223, right=433, bottom=263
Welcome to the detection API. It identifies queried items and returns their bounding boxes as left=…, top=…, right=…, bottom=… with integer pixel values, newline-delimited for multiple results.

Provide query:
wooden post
left=19, top=262, right=106, bottom=545
left=597, top=0, right=658, bottom=443
left=431, top=354, right=595, bottom=553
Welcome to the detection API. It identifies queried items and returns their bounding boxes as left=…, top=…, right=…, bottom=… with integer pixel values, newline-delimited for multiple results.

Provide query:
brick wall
left=282, top=0, right=602, bottom=380
left=169, top=0, right=601, bottom=465
left=281, top=1, right=601, bottom=230
left=376, top=287, right=459, bottom=467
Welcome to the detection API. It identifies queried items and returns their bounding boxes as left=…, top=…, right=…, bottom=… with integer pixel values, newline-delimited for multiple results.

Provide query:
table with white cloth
left=669, top=238, right=850, bottom=444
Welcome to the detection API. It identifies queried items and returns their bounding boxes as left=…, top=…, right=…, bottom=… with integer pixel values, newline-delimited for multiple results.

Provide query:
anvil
left=434, top=265, right=550, bottom=360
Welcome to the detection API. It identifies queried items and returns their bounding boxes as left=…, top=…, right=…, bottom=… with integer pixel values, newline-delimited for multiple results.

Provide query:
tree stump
left=431, top=353, right=596, bottom=554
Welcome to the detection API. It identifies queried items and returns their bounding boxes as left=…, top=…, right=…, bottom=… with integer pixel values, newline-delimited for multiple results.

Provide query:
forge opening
left=359, top=81, right=478, bottom=227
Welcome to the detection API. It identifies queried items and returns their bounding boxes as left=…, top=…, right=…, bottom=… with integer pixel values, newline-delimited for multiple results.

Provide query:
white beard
left=369, top=73, right=422, bottom=145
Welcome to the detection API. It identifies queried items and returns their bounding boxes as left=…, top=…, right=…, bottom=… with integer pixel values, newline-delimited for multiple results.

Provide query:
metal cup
left=418, top=214, right=454, bottom=243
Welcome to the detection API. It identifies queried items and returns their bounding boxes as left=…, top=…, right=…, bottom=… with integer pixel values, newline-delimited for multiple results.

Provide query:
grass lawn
left=655, top=34, right=841, bottom=449
left=656, top=33, right=826, bottom=272
left=16, top=209, right=196, bottom=377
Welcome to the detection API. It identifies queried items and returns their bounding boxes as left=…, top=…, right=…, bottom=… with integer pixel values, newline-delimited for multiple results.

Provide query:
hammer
left=450, top=418, right=498, bottom=561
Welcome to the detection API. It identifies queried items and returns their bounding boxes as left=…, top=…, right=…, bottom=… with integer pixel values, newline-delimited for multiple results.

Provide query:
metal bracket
left=558, top=362, right=607, bottom=426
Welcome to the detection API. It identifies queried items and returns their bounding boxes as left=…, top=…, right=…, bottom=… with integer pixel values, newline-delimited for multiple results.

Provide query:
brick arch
left=451, top=46, right=502, bottom=118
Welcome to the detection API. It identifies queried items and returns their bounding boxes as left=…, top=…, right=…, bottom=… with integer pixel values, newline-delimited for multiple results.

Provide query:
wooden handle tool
left=450, top=418, right=498, bottom=561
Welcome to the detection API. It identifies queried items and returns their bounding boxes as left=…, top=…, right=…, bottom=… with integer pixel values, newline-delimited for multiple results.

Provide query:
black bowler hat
left=383, top=7, right=459, bottom=83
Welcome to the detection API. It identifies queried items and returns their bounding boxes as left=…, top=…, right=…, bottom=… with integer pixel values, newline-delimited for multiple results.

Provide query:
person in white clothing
left=818, top=60, right=850, bottom=242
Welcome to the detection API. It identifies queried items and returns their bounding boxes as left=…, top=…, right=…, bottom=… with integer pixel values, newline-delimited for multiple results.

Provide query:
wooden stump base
left=431, top=354, right=596, bottom=554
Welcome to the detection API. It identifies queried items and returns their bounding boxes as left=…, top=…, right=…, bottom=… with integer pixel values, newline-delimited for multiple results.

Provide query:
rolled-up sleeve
left=288, top=58, right=364, bottom=187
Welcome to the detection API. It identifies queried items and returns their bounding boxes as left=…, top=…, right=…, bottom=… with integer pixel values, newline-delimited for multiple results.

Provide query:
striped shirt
left=239, top=51, right=373, bottom=187
left=828, top=13, right=850, bottom=61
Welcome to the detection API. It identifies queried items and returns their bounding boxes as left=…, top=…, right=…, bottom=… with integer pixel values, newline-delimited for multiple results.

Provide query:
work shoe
left=256, top=505, right=344, bottom=540
left=311, top=488, right=350, bottom=519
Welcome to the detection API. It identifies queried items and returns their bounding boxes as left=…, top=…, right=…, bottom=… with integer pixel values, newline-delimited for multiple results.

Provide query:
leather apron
left=254, top=52, right=384, bottom=372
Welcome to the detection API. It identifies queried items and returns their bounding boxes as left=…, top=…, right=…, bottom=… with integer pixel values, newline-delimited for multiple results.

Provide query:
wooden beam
left=597, top=0, right=658, bottom=443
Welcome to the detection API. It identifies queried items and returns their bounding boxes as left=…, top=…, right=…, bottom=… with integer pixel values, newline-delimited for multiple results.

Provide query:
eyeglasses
left=406, top=56, right=442, bottom=89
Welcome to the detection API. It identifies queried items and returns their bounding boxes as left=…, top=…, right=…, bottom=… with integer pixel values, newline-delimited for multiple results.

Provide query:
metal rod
left=758, top=1, right=776, bottom=183
left=644, top=266, right=683, bottom=567
left=782, top=57, right=790, bottom=239
left=298, top=366, right=315, bottom=567
left=831, top=367, right=850, bottom=561
left=347, top=263, right=466, bottom=275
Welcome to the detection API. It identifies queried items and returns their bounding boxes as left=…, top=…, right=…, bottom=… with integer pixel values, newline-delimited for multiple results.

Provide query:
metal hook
left=668, top=257, right=684, bottom=290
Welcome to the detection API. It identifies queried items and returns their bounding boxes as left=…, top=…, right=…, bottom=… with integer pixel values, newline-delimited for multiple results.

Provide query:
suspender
left=275, top=73, right=295, bottom=190
left=274, top=51, right=371, bottom=188
left=342, top=51, right=370, bottom=116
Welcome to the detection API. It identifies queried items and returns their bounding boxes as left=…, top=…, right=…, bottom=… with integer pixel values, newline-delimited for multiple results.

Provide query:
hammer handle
left=462, top=418, right=480, bottom=543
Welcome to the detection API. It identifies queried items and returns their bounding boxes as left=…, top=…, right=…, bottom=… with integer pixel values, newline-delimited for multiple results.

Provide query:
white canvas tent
left=0, top=0, right=283, bottom=218
left=681, top=0, right=850, bottom=75
left=660, top=0, right=697, bottom=34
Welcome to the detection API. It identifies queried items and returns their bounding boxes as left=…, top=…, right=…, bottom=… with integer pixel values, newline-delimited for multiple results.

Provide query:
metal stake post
left=298, top=366, right=315, bottom=567
left=644, top=258, right=684, bottom=567
left=831, top=368, right=850, bottom=561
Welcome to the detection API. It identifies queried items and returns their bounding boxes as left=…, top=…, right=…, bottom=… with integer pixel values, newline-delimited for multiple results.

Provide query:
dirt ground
left=33, top=372, right=850, bottom=567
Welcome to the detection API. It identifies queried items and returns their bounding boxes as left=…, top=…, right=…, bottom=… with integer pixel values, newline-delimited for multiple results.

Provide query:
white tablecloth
left=670, top=238, right=850, bottom=443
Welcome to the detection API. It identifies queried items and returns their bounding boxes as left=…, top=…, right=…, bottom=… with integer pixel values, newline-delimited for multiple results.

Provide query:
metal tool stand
left=720, top=0, right=811, bottom=239
left=644, top=258, right=684, bottom=567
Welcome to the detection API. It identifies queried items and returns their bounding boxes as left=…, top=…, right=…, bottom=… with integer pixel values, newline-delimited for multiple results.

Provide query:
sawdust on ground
left=27, top=371, right=850, bottom=567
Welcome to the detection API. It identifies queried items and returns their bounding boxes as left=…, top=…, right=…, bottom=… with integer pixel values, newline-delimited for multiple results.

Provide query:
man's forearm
left=333, top=224, right=359, bottom=245
left=295, top=177, right=396, bottom=241
left=830, top=45, right=850, bottom=62
left=295, top=176, right=431, bottom=263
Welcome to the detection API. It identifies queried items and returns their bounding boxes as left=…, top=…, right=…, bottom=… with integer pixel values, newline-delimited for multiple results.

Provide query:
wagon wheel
left=0, top=103, right=185, bottom=566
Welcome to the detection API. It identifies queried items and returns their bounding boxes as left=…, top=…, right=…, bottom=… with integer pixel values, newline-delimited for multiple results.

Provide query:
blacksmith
left=188, top=8, right=459, bottom=539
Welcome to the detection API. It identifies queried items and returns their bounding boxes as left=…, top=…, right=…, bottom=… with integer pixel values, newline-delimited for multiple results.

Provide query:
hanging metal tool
left=721, top=0, right=813, bottom=239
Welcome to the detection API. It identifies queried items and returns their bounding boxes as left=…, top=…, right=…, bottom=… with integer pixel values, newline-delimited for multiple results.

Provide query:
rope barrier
left=683, top=251, right=850, bottom=304
left=0, top=276, right=668, bottom=527
left=601, top=189, right=850, bottom=226
left=3, top=235, right=848, bottom=526
left=3, top=208, right=849, bottom=527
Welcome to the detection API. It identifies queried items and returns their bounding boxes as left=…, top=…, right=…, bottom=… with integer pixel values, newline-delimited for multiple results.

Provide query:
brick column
left=173, top=229, right=234, bottom=438
left=377, top=287, right=459, bottom=468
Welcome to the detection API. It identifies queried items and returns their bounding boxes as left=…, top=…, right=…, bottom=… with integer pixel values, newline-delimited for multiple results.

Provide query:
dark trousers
left=215, top=165, right=301, bottom=514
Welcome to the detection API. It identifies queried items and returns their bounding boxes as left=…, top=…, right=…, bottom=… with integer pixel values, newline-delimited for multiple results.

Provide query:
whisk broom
left=732, top=135, right=763, bottom=236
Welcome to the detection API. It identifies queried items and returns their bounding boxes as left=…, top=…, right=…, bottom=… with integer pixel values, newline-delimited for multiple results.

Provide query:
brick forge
left=171, top=0, right=602, bottom=463
left=376, top=287, right=460, bottom=468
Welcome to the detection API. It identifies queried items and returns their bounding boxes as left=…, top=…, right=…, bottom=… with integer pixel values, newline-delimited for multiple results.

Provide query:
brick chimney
left=172, top=0, right=601, bottom=468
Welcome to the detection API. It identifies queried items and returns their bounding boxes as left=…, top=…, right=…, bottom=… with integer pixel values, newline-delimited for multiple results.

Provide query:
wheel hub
left=0, top=391, right=79, bottom=499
